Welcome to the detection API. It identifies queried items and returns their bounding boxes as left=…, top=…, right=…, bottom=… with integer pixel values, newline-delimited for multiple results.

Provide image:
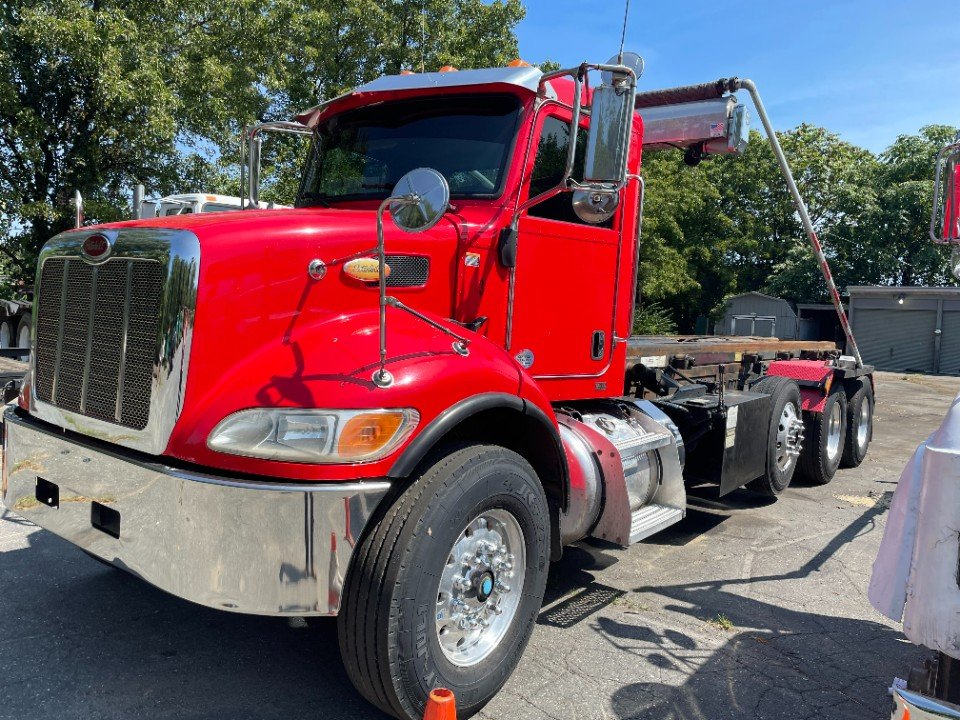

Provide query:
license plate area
left=91, top=501, right=120, bottom=539
left=35, top=477, right=59, bottom=508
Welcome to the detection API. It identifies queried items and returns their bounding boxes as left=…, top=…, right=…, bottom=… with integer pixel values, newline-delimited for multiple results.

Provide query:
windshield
left=297, top=94, right=522, bottom=205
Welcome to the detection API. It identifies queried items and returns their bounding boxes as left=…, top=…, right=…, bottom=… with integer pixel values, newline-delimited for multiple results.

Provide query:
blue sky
left=515, top=0, right=959, bottom=153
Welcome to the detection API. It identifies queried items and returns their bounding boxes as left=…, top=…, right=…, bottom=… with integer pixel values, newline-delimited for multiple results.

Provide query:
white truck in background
left=133, top=191, right=275, bottom=218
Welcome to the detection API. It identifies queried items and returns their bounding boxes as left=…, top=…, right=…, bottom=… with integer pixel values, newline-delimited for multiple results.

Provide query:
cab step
left=629, top=504, right=685, bottom=544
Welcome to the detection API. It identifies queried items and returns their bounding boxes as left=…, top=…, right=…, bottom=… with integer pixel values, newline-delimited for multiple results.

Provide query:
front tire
left=798, top=386, right=847, bottom=485
left=338, top=444, right=550, bottom=720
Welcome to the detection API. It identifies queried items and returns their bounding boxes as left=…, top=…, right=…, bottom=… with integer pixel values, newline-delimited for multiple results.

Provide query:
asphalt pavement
left=1, top=371, right=957, bottom=720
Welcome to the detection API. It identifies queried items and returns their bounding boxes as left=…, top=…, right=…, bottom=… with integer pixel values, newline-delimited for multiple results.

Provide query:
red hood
left=94, top=206, right=414, bottom=247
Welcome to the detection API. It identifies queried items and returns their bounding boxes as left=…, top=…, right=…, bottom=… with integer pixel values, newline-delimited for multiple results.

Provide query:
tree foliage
left=1, top=0, right=955, bottom=328
left=0, top=0, right=524, bottom=291
left=638, top=123, right=958, bottom=332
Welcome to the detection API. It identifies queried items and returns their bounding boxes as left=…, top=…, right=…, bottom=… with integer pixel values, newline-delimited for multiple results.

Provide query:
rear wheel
left=747, top=376, right=803, bottom=496
left=798, top=386, right=847, bottom=485
left=840, top=378, right=873, bottom=468
left=338, top=444, right=550, bottom=720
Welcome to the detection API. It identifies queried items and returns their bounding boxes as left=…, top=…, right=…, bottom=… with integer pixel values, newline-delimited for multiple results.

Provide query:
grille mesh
left=35, top=257, right=164, bottom=430
left=385, top=255, right=429, bottom=287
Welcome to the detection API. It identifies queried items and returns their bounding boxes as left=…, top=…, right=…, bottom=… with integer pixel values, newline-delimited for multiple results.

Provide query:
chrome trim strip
left=79, top=264, right=99, bottom=413
left=2, top=408, right=391, bottom=616
left=31, top=228, right=201, bottom=455
left=50, top=258, right=69, bottom=402
left=115, top=261, right=133, bottom=423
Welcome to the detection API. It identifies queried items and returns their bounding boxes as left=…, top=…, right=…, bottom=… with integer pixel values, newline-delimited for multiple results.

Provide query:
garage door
left=855, top=308, right=937, bottom=372
left=940, top=310, right=960, bottom=375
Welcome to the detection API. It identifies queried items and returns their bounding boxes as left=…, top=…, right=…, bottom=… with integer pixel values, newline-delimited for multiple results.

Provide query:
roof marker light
left=507, top=59, right=531, bottom=67
left=438, top=65, right=458, bottom=73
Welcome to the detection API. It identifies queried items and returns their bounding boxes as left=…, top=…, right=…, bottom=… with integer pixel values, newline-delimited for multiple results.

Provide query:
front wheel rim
left=435, top=509, right=526, bottom=667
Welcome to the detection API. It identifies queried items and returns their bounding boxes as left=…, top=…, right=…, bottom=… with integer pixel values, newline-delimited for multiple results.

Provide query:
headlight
left=207, top=408, right=419, bottom=463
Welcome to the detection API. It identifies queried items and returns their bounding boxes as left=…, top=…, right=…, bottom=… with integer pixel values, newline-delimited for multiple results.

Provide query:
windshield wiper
left=300, top=192, right=332, bottom=208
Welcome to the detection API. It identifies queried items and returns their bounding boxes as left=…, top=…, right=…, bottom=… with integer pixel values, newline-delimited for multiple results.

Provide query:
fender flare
left=388, top=391, right=570, bottom=510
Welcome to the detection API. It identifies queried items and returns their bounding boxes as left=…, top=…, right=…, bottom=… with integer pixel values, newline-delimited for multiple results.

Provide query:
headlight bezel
left=206, top=407, right=419, bottom=464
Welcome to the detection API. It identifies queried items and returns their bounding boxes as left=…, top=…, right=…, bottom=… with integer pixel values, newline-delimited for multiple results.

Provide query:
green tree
left=0, top=0, right=525, bottom=291
left=715, top=125, right=879, bottom=304
left=859, top=125, right=958, bottom=287
left=637, top=149, right=734, bottom=331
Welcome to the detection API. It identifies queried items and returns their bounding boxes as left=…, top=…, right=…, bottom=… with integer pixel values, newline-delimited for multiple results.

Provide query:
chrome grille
left=35, top=257, right=164, bottom=430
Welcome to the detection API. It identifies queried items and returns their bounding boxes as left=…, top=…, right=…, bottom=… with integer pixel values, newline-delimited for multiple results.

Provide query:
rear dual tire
left=798, top=386, right=847, bottom=485
left=840, top=378, right=873, bottom=468
left=748, top=376, right=803, bottom=497
left=338, top=444, right=550, bottom=720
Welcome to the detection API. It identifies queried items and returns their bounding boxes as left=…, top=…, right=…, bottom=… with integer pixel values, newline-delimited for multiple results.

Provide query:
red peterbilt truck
left=2, top=58, right=875, bottom=719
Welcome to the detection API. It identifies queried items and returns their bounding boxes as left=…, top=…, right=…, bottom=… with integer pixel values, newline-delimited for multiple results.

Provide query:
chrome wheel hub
left=776, top=401, right=804, bottom=473
left=826, top=400, right=843, bottom=462
left=435, top=509, right=525, bottom=667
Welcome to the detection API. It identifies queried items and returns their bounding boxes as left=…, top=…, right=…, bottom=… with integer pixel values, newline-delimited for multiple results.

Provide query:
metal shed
left=719, top=292, right=799, bottom=338
left=848, top=286, right=960, bottom=374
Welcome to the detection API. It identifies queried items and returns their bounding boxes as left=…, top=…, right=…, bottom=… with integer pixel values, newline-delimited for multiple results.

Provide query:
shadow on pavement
left=0, top=512, right=390, bottom=720
left=0, top=490, right=905, bottom=720
left=600, top=492, right=906, bottom=719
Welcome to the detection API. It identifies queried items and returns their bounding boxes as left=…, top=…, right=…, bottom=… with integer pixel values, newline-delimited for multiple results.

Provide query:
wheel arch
left=389, top=392, right=568, bottom=506
left=388, top=392, right=569, bottom=558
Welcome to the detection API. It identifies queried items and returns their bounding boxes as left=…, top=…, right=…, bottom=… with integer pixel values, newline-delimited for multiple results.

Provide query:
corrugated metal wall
left=850, top=292, right=960, bottom=375
left=721, top=294, right=799, bottom=338
left=855, top=308, right=936, bottom=372
left=940, top=304, right=960, bottom=375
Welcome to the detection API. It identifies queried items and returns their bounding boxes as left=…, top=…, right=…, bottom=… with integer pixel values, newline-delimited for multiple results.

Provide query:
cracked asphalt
left=1, top=371, right=957, bottom=720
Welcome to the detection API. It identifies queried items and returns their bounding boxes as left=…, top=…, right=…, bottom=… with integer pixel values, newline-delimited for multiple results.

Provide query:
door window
left=527, top=116, right=610, bottom=227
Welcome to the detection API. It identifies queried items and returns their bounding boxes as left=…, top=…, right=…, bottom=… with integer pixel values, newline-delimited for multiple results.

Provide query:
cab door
left=507, top=111, right=622, bottom=388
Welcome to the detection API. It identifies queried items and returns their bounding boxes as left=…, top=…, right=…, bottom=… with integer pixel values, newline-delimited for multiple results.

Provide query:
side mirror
left=583, top=55, right=641, bottom=186
left=575, top=53, right=641, bottom=224
left=243, top=121, right=312, bottom=209
left=389, top=168, right=450, bottom=233
left=931, top=137, right=960, bottom=244
left=246, top=133, right=262, bottom=209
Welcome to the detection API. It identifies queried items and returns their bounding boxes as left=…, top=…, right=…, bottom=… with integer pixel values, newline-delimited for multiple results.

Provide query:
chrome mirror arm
left=373, top=194, right=420, bottom=388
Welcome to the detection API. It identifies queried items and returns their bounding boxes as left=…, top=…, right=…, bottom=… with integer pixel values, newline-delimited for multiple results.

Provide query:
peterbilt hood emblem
left=80, top=233, right=112, bottom=262
left=344, top=257, right=390, bottom=282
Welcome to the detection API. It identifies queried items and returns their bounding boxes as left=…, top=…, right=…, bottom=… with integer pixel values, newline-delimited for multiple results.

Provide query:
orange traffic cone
left=423, top=688, right=456, bottom=720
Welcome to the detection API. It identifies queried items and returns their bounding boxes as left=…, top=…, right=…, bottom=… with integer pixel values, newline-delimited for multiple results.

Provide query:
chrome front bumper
left=1, top=408, right=391, bottom=616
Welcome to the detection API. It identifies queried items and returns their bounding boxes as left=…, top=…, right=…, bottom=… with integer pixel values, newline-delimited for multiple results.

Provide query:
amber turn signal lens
left=337, top=412, right=406, bottom=459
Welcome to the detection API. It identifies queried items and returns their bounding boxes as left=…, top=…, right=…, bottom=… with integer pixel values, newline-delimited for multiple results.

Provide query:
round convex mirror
left=603, top=51, right=645, bottom=85
left=572, top=188, right=620, bottom=224
left=389, top=168, right=450, bottom=233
